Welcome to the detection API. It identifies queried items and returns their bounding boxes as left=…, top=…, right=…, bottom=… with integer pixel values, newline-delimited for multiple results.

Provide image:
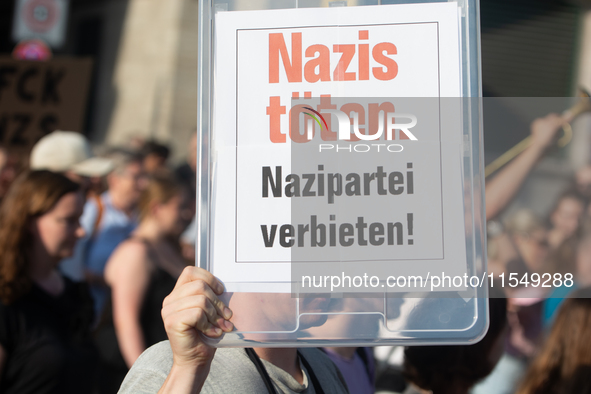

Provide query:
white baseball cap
left=30, top=131, right=114, bottom=177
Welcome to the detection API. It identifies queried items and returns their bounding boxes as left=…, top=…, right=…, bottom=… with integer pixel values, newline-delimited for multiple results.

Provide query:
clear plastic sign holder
left=197, top=0, right=487, bottom=347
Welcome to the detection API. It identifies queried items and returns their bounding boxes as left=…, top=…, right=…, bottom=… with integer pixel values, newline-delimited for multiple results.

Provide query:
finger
left=162, top=285, right=233, bottom=332
left=165, top=279, right=233, bottom=320
left=174, top=266, right=225, bottom=295
left=163, top=294, right=232, bottom=332
left=164, top=307, right=223, bottom=338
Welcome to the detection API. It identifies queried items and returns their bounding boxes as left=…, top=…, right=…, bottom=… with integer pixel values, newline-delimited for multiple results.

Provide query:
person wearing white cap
left=30, top=130, right=114, bottom=188
left=64, top=149, right=147, bottom=323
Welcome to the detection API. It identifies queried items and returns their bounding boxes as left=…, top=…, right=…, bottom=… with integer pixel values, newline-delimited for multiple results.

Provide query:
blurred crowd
left=0, top=114, right=591, bottom=394
left=0, top=130, right=198, bottom=393
left=471, top=113, right=591, bottom=394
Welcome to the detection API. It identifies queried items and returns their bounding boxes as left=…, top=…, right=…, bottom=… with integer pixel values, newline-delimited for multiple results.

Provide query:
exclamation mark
left=407, top=213, right=414, bottom=245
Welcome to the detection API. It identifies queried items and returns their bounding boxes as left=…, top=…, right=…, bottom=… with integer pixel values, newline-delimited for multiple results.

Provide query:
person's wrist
left=171, top=356, right=212, bottom=373
left=529, top=138, right=550, bottom=154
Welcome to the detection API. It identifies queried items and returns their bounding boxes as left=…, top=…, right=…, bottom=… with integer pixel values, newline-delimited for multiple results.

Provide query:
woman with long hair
left=0, top=170, right=97, bottom=393
left=517, top=287, right=591, bottom=394
left=95, top=173, right=193, bottom=393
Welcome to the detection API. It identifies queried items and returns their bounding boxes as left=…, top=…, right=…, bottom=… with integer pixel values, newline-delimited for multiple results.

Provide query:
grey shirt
left=119, top=341, right=349, bottom=394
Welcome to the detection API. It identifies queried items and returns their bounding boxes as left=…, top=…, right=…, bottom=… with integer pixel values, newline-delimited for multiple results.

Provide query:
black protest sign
left=0, top=57, right=93, bottom=148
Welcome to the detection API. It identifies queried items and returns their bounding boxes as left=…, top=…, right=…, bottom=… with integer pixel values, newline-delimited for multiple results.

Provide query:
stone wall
left=105, top=0, right=198, bottom=162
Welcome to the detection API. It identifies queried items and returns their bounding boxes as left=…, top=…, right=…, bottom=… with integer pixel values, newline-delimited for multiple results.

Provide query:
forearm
left=117, top=320, right=147, bottom=368
left=485, top=143, right=545, bottom=220
left=158, top=363, right=210, bottom=394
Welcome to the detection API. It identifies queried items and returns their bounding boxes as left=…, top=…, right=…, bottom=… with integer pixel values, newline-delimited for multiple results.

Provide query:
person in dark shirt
left=94, top=173, right=193, bottom=393
left=0, top=170, right=98, bottom=394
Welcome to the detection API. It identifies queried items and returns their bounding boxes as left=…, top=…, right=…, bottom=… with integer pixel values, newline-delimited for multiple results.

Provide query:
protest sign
left=0, top=57, right=93, bottom=148
left=209, top=3, right=469, bottom=293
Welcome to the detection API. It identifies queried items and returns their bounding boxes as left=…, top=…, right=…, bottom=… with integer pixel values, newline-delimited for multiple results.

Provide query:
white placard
left=211, top=3, right=468, bottom=292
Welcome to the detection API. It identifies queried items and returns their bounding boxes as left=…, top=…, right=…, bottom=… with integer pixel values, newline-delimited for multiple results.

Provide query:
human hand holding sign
left=486, top=113, right=566, bottom=221
left=158, top=267, right=234, bottom=394
left=529, top=113, right=566, bottom=151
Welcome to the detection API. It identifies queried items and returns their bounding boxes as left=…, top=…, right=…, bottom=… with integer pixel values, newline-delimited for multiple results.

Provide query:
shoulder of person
left=110, top=238, right=151, bottom=265
left=299, top=347, right=340, bottom=372
left=118, top=340, right=174, bottom=394
left=83, top=193, right=101, bottom=211
left=299, top=348, right=350, bottom=388
left=206, top=347, right=347, bottom=394
left=209, top=348, right=349, bottom=393
left=119, top=342, right=261, bottom=394
left=78, top=195, right=100, bottom=230
left=104, top=239, right=151, bottom=282
left=117, top=237, right=151, bottom=255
